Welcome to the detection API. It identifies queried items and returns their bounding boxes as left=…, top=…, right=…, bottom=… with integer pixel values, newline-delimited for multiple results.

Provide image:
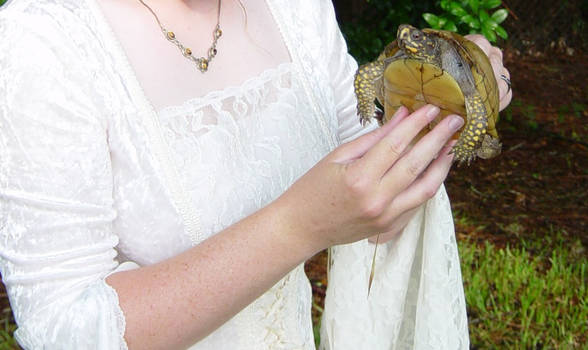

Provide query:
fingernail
left=449, top=115, right=464, bottom=131
left=393, top=106, right=406, bottom=117
left=426, top=105, right=440, bottom=121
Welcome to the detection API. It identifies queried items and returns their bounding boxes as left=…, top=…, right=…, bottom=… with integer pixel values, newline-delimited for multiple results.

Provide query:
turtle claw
left=358, top=107, right=373, bottom=126
left=358, top=106, right=384, bottom=126
left=450, top=141, right=476, bottom=166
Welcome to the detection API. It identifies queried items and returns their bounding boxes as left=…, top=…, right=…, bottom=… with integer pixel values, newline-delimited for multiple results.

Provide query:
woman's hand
left=274, top=104, right=464, bottom=252
left=465, top=34, right=513, bottom=111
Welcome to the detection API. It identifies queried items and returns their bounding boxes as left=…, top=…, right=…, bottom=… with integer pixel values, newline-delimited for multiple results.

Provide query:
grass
left=460, top=238, right=587, bottom=349
left=0, top=320, right=16, bottom=350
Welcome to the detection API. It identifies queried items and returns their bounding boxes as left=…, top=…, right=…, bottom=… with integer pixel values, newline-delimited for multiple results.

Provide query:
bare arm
left=106, top=203, right=317, bottom=350
left=106, top=104, right=462, bottom=349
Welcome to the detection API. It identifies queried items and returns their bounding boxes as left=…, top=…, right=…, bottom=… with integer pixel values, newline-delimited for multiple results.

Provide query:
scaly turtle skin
left=354, top=24, right=501, bottom=164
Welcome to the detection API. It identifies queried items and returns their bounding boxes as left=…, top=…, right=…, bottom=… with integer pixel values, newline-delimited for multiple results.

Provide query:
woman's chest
left=110, top=66, right=336, bottom=265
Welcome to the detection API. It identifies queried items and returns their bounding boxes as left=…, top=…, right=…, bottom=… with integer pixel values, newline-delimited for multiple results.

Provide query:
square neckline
left=84, top=0, right=300, bottom=245
left=86, top=0, right=294, bottom=116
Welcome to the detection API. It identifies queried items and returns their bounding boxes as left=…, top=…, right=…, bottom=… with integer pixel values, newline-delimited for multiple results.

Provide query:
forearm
left=106, top=201, right=318, bottom=350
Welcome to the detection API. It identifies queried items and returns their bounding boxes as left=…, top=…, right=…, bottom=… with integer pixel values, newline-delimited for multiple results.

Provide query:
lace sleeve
left=0, top=8, right=130, bottom=349
left=318, top=0, right=378, bottom=144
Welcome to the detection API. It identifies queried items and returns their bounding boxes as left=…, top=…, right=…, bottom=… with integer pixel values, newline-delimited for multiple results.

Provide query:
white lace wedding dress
left=0, top=0, right=469, bottom=349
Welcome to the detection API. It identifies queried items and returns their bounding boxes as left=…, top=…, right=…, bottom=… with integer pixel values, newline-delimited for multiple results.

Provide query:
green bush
left=423, top=0, right=509, bottom=42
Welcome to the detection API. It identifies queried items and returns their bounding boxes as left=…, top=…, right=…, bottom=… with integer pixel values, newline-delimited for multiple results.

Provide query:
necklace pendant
left=140, top=0, right=221, bottom=74
left=199, top=58, right=209, bottom=72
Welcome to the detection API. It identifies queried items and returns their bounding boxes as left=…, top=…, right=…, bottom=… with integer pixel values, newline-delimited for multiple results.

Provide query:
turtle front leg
left=453, top=93, right=488, bottom=165
left=354, top=60, right=385, bottom=125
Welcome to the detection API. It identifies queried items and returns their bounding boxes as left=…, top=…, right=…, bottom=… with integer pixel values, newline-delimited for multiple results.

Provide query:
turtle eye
left=411, top=32, right=421, bottom=41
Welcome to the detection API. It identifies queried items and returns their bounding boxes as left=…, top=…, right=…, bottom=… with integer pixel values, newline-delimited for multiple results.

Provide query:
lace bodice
left=0, top=0, right=469, bottom=349
left=151, top=62, right=330, bottom=349
left=157, top=63, right=330, bottom=246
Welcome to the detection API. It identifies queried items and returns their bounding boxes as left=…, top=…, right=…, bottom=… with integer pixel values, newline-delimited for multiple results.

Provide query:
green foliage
left=460, top=238, right=587, bottom=348
left=0, top=319, right=17, bottom=350
left=339, top=0, right=436, bottom=64
left=339, top=0, right=509, bottom=63
left=423, top=0, right=509, bottom=42
left=0, top=0, right=6, bottom=7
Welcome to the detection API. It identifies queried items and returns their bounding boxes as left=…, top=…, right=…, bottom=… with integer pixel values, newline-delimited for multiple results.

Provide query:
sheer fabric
left=0, top=0, right=469, bottom=349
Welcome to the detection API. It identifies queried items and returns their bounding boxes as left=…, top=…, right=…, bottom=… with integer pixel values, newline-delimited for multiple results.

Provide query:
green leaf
left=484, top=17, right=498, bottom=30
left=482, top=22, right=497, bottom=42
left=438, top=16, right=449, bottom=29
left=444, top=20, right=459, bottom=32
left=468, top=0, right=480, bottom=14
left=461, top=14, right=481, bottom=28
left=423, top=13, right=441, bottom=28
left=449, top=1, right=468, bottom=17
left=495, top=24, right=508, bottom=39
left=479, top=9, right=490, bottom=22
left=491, top=9, right=508, bottom=23
left=440, top=0, right=451, bottom=10
left=482, top=0, right=502, bottom=9
left=483, top=18, right=498, bottom=31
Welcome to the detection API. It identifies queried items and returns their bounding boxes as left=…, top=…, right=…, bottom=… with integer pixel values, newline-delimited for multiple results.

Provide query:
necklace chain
left=138, top=0, right=222, bottom=73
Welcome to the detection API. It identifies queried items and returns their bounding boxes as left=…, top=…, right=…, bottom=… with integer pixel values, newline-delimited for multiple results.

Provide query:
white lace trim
left=102, top=280, right=129, bottom=350
left=86, top=0, right=203, bottom=245
left=157, top=62, right=294, bottom=116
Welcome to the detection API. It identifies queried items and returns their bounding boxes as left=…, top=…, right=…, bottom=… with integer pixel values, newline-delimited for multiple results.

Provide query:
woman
left=0, top=0, right=512, bottom=349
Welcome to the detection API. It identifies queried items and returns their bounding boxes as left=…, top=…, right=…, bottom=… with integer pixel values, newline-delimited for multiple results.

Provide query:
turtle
left=355, top=24, right=503, bottom=294
left=354, top=24, right=502, bottom=164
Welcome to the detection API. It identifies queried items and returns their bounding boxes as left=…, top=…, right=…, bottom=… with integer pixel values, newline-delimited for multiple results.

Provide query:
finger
left=379, top=114, right=462, bottom=194
left=379, top=106, right=414, bottom=160
left=332, top=107, right=410, bottom=163
left=385, top=105, right=410, bottom=129
left=498, top=68, right=512, bottom=111
left=384, top=141, right=455, bottom=215
left=489, top=54, right=504, bottom=89
left=490, top=45, right=503, bottom=61
left=351, top=104, right=440, bottom=180
left=489, top=54, right=509, bottom=102
left=499, top=86, right=513, bottom=111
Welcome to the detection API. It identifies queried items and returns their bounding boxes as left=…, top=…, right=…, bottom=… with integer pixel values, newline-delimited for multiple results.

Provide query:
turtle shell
left=380, top=29, right=500, bottom=142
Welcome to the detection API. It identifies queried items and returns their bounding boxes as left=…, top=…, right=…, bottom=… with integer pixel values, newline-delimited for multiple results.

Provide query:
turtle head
left=397, top=24, right=437, bottom=62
